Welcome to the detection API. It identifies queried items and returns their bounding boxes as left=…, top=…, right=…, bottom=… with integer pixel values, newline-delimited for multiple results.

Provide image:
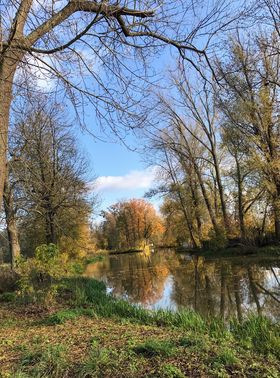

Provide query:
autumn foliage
left=98, top=199, right=163, bottom=250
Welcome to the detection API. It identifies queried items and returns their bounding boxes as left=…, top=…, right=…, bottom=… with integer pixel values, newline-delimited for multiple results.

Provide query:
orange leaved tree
left=100, top=199, right=163, bottom=250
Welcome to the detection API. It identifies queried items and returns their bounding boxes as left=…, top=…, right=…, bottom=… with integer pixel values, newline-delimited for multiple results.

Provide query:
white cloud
left=92, top=167, right=157, bottom=192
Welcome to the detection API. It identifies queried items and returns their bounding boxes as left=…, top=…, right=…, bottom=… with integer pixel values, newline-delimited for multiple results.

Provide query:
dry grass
left=0, top=303, right=279, bottom=378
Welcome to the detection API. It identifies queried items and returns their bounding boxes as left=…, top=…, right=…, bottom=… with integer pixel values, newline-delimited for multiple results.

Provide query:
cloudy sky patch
left=93, top=167, right=157, bottom=192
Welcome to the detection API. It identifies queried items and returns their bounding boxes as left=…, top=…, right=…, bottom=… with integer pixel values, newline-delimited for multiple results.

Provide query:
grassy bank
left=0, top=277, right=279, bottom=377
left=176, top=245, right=280, bottom=259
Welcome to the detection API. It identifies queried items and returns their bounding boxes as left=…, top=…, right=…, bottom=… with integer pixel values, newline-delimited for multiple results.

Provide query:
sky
left=79, top=130, right=161, bottom=218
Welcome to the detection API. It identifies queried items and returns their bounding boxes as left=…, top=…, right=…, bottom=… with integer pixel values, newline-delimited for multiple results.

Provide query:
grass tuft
left=0, top=292, right=17, bottom=303
left=18, top=344, right=68, bottom=377
left=160, top=363, right=186, bottom=378
left=230, top=315, right=280, bottom=358
left=45, top=308, right=97, bottom=325
left=211, top=348, right=239, bottom=366
left=133, top=340, right=177, bottom=358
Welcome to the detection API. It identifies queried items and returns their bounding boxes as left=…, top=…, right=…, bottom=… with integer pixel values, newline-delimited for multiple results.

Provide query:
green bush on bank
left=8, top=243, right=103, bottom=305
left=16, top=244, right=69, bottom=304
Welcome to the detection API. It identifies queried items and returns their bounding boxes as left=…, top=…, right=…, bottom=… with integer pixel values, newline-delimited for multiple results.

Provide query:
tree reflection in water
left=85, top=250, right=280, bottom=320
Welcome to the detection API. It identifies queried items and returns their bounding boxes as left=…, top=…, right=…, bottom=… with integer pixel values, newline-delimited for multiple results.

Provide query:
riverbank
left=97, top=244, right=280, bottom=259
left=0, top=277, right=279, bottom=377
left=176, top=244, right=280, bottom=259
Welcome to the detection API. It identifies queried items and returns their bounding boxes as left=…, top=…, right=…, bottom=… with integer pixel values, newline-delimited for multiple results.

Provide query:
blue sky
left=79, top=129, right=160, bottom=217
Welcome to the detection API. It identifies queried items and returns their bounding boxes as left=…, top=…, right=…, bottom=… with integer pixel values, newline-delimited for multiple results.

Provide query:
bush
left=204, top=228, right=227, bottom=250
left=16, top=244, right=69, bottom=304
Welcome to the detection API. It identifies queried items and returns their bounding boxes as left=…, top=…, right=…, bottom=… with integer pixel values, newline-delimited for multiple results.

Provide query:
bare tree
left=164, top=72, right=230, bottom=235
left=0, top=0, right=242, bottom=207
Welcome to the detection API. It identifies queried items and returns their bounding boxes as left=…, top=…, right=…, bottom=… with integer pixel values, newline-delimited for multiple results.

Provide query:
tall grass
left=230, top=316, right=280, bottom=358
left=7, top=272, right=277, bottom=353
left=58, top=277, right=208, bottom=332
left=18, top=344, right=69, bottom=377
left=43, top=277, right=280, bottom=359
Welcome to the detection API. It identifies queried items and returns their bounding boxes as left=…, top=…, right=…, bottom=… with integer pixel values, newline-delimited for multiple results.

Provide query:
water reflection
left=85, top=250, right=280, bottom=320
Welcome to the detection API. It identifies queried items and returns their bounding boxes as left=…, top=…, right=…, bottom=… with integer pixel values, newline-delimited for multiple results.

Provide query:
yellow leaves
left=101, top=199, right=164, bottom=250
left=59, top=223, right=95, bottom=258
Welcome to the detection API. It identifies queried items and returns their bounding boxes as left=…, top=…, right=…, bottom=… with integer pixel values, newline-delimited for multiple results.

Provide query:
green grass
left=17, top=344, right=69, bottom=377
left=39, top=276, right=280, bottom=361
left=78, top=341, right=141, bottom=378
left=178, top=334, right=208, bottom=350
left=0, top=292, right=17, bottom=302
left=45, top=308, right=96, bottom=325
left=230, top=316, right=280, bottom=358
left=211, top=348, right=240, bottom=366
left=160, top=364, right=186, bottom=378
left=58, top=277, right=208, bottom=331
left=78, top=347, right=114, bottom=377
left=133, top=340, right=177, bottom=358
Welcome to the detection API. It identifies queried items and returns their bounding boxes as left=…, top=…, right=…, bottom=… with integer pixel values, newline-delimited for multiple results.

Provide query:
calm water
left=85, top=249, right=280, bottom=320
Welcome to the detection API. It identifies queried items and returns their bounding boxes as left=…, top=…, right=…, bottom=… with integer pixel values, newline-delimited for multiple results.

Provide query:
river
left=85, top=249, right=280, bottom=321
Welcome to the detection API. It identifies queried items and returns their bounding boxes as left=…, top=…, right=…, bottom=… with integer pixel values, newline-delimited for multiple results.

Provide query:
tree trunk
left=45, top=208, right=57, bottom=244
left=3, top=169, right=21, bottom=269
left=185, top=166, right=203, bottom=245
left=175, top=186, right=198, bottom=248
left=212, top=152, right=230, bottom=236
left=0, top=53, right=20, bottom=207
left=164, top=148, right=198, bottom=248
left=273, top=191, right=280, bottom=242
left=235, top=157, right=246, bottom=241
left=194, top=162, right=220, bottom=235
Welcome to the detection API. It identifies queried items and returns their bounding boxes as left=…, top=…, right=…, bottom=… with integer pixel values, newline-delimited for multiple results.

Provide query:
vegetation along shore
left=0, top=246, right=279, bottom=378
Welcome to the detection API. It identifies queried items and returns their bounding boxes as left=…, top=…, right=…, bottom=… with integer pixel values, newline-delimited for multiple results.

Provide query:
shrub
left=204, top=228, right=227, bottom=250
left=16, top=244, right=69, bottom=304
left=0, top=265, right=19, bottom=293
